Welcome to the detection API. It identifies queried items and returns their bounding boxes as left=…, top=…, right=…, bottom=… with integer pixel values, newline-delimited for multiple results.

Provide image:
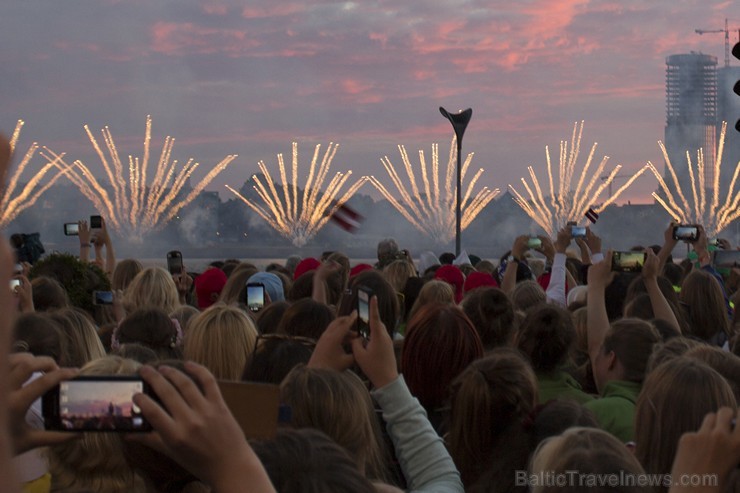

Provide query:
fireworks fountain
left=367, top=136, right=499, bottom=245
left=1, top=120, right=71, bottom=228
left=225, top=142, right=367, bottom=248
left=41, top=115, right=238, bottom=240
left=508, top=121, right=649, bottom=237
left=647, top=121, right=740, bottom=237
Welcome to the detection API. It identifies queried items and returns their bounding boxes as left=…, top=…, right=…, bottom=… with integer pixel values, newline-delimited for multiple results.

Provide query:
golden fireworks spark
left=509, top=121, right=649, bottom=236
left=1, top=120, right=72, bottom=228
left=226, top=142, right=367, bottom=247
left=647, top=121, right=739, bottom=237
left=41, top=115, right=237, bottom=239
left=367, top=136, right=498, bottom=244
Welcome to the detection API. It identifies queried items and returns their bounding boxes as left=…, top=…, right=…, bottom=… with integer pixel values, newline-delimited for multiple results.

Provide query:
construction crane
left=695, top=18, right=731, bottom=67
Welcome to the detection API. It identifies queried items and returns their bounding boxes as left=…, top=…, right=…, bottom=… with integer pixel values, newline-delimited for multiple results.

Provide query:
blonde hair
left=280, top=365, right=389, bottom=481
left=531, top=427, right=646, bottom=493
left=111, top=259, right=144, bottom=291
left=408, top=280, right=454, bottom=320
left=48, top=356, right=145, bottom=493
left=511, top=280, right=546, bottom=312
left=48, top=308, right=106, bottom=367
left=383, top=259, right=417, bottom=293
left=184, top=304, right=258, bottom=380
left=218, top=263, right=258, bottom=305
left=124, top=267, right=180, bottom=314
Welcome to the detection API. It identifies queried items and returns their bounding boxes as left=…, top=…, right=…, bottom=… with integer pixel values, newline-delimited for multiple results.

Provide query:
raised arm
left=587, top=253, right=614, bottom=364
left=642, top=249, right=681, bottom=333
left=78, top=220, right=91, bottom=263
left=658, top=222, right=679, bottom=270
left=544, top=228, right=570, bottom=307
left=501, top=236, right=529, bottom=295
left=353, top=297, right=463, bottom=493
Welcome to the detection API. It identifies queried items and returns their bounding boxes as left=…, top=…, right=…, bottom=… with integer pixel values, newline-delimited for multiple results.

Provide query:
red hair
left=401, top=303, right=483, bottom=411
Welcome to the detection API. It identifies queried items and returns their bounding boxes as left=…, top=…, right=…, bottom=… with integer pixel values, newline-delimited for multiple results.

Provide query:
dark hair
left=30, top=276, right=70, bottom=312
left=342, top=270, right=399, bottom=338
left=603, top=318, right=660, bottom=384
left=116, top=308, right=182, bottom=360
left=242, top=336, right=313, bottom=385
left=277, top=298, right=334, bottom=340
left=252, top=429, right=376, bottom=493
left=288, top=271, right=314, bottom=302
left=461, top=287, right=516, bottom=350
left=13, top=313, right=67, bottom=364
left=661, top=262, right=684, bottom=286
left=255, top=300, right=291, bottom=335
left=517, top=304, right=575, bottom=372
left=111, top=343, right=160, bottom=364
left=603, top=272, right=637, bottom=321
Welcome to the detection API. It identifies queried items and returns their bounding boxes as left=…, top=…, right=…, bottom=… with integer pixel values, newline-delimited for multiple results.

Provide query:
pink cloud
left=150, top=22, right=257, bottom=57
left=202, top=2, right=229, bottom=15
left=241, top=3, right=307, bottom=19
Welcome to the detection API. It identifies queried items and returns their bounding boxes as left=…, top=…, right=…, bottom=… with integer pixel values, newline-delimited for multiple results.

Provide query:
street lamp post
left=439, top=107, right=472, bottom=257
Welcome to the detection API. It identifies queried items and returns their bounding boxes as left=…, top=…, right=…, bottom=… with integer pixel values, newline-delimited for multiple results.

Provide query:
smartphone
left=92, top=290, right=114, bottom=305
left=571, top=225, right=587, bottom=238
left=246, top=283, right=265, bottom=312
left=64, top=222, right=79, bottom=236
left=357, top=286, right=372, bottom=340
left=42, top=376, right=151, bottom=432
left=672, top=224, right=699, bottom=242
left=712, top=250, right=740, bottom=269
left=90, top=215, right=102, bottom=229
left=166, top=250, right=183, bottom=276
left=527, top=237, right=542, bottom=249
left=611, top=251, right=647, bottom=273
left=9, top=279, right=20, bottom=290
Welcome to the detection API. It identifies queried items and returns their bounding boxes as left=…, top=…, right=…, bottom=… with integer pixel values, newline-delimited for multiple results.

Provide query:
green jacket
left=537, top=371, right=595, bottom=405
left=583, top=380, right=642, bottom=443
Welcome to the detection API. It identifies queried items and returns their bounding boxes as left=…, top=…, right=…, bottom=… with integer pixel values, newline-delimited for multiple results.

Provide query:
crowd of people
left=3, top=131, right=740, bottom=493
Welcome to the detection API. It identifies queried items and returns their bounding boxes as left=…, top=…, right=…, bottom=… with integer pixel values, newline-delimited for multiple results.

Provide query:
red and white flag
left=328, top=203, right=364, bottom=233
left=585, top=207, right=599, bottom=224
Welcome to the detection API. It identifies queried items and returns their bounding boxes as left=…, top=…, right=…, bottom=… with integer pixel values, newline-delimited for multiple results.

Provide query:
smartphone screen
left=611, top=251, right=646, bottom=273
left=672, top=225, right=699, bottom=242
left=9, top=279, right=20, bottom=290
left=64, top=223, right=79, bottom=236
left=166, top=251, right=183, bottom=275
left=246, top=283, right=265, bottom=312
left=90, top=215, right=102, bottom=229
left=93, top=291, right=114, bottom=305
left=571, top=226, right=587, bottom=238
left=527, top=237, right=541, bottom=249
left=43, top=377, right=151, bottom=432
left=357, top=287, right=371, bottom=340
left=713, top=250, right=740, bottom=269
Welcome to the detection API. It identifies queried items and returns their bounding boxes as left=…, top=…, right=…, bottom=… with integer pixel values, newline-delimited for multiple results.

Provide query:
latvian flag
left=328, top=202, right=364, bottom=233
left=585, top=207, right=599, bottom=224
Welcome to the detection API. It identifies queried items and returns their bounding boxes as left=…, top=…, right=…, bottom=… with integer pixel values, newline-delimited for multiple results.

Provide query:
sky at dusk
left=1, top=0, right=737, bottom=207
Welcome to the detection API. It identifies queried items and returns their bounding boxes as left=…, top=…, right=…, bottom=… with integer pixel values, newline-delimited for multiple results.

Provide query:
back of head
left=402, top=303, right=483, bottom=412
left=646, top=336, right=704, bottom=373
left=111, top=259, right=143, bottom=291
left=377, top=237, right=399, bottom=268
left=517, top=304, right=575, bottom=373
left=434, top=264, right=465, bottom=303
left=184, top=303, right=258, bottom=380
left=255, top=300, right=291, bottom=335
left=680, top=269, right=730, bottom=341
left=661, top=261, right=684, bottom=287
left=49, top=356, right=145, bottom=493
left=124, top=267, right=180, bottom=314
left=252, top=428, right=376, bottom=493
left=448, top=348, right=537, bottom=486
left=218, top=264, right=258, bottom=305
left=280, top=366, right=388, bottom=480
left=603, top=272, right=637, bottom=321
left=383, top=259, right=417, bottom=293
left=623, top=293, right=655, bottom=320
left=48, top=307, right=106, bottom=367
left=169, top=304, right=200, bottom=335
left=194, top=267, right=228, bottom=310
left=242, top=335, right=314, bottom=384
left=288, top=271, right=314, bottom=301
left=30, top=276, right=70, bottom=312
left=115, top=307, right=183, bottom=360
left=12, top=312, right=67, bottom=364
left=531, top=399, right=600, bottom=445
left=408, top=279, right=454, bottom=321
left=684, top=346, right=740, bottom=401
left=511, top=280, right=546, bottom=312
left=531, top=427, right=647, bottom=493
left=635, top=358, right=737, bottom=482
left=461, top=286, right=515, bottom=350
left=248, top=271, right=286, bottom=303
left=603, top=318, right=660, bottom=384
left=277, top=298, right=334, bottom=340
